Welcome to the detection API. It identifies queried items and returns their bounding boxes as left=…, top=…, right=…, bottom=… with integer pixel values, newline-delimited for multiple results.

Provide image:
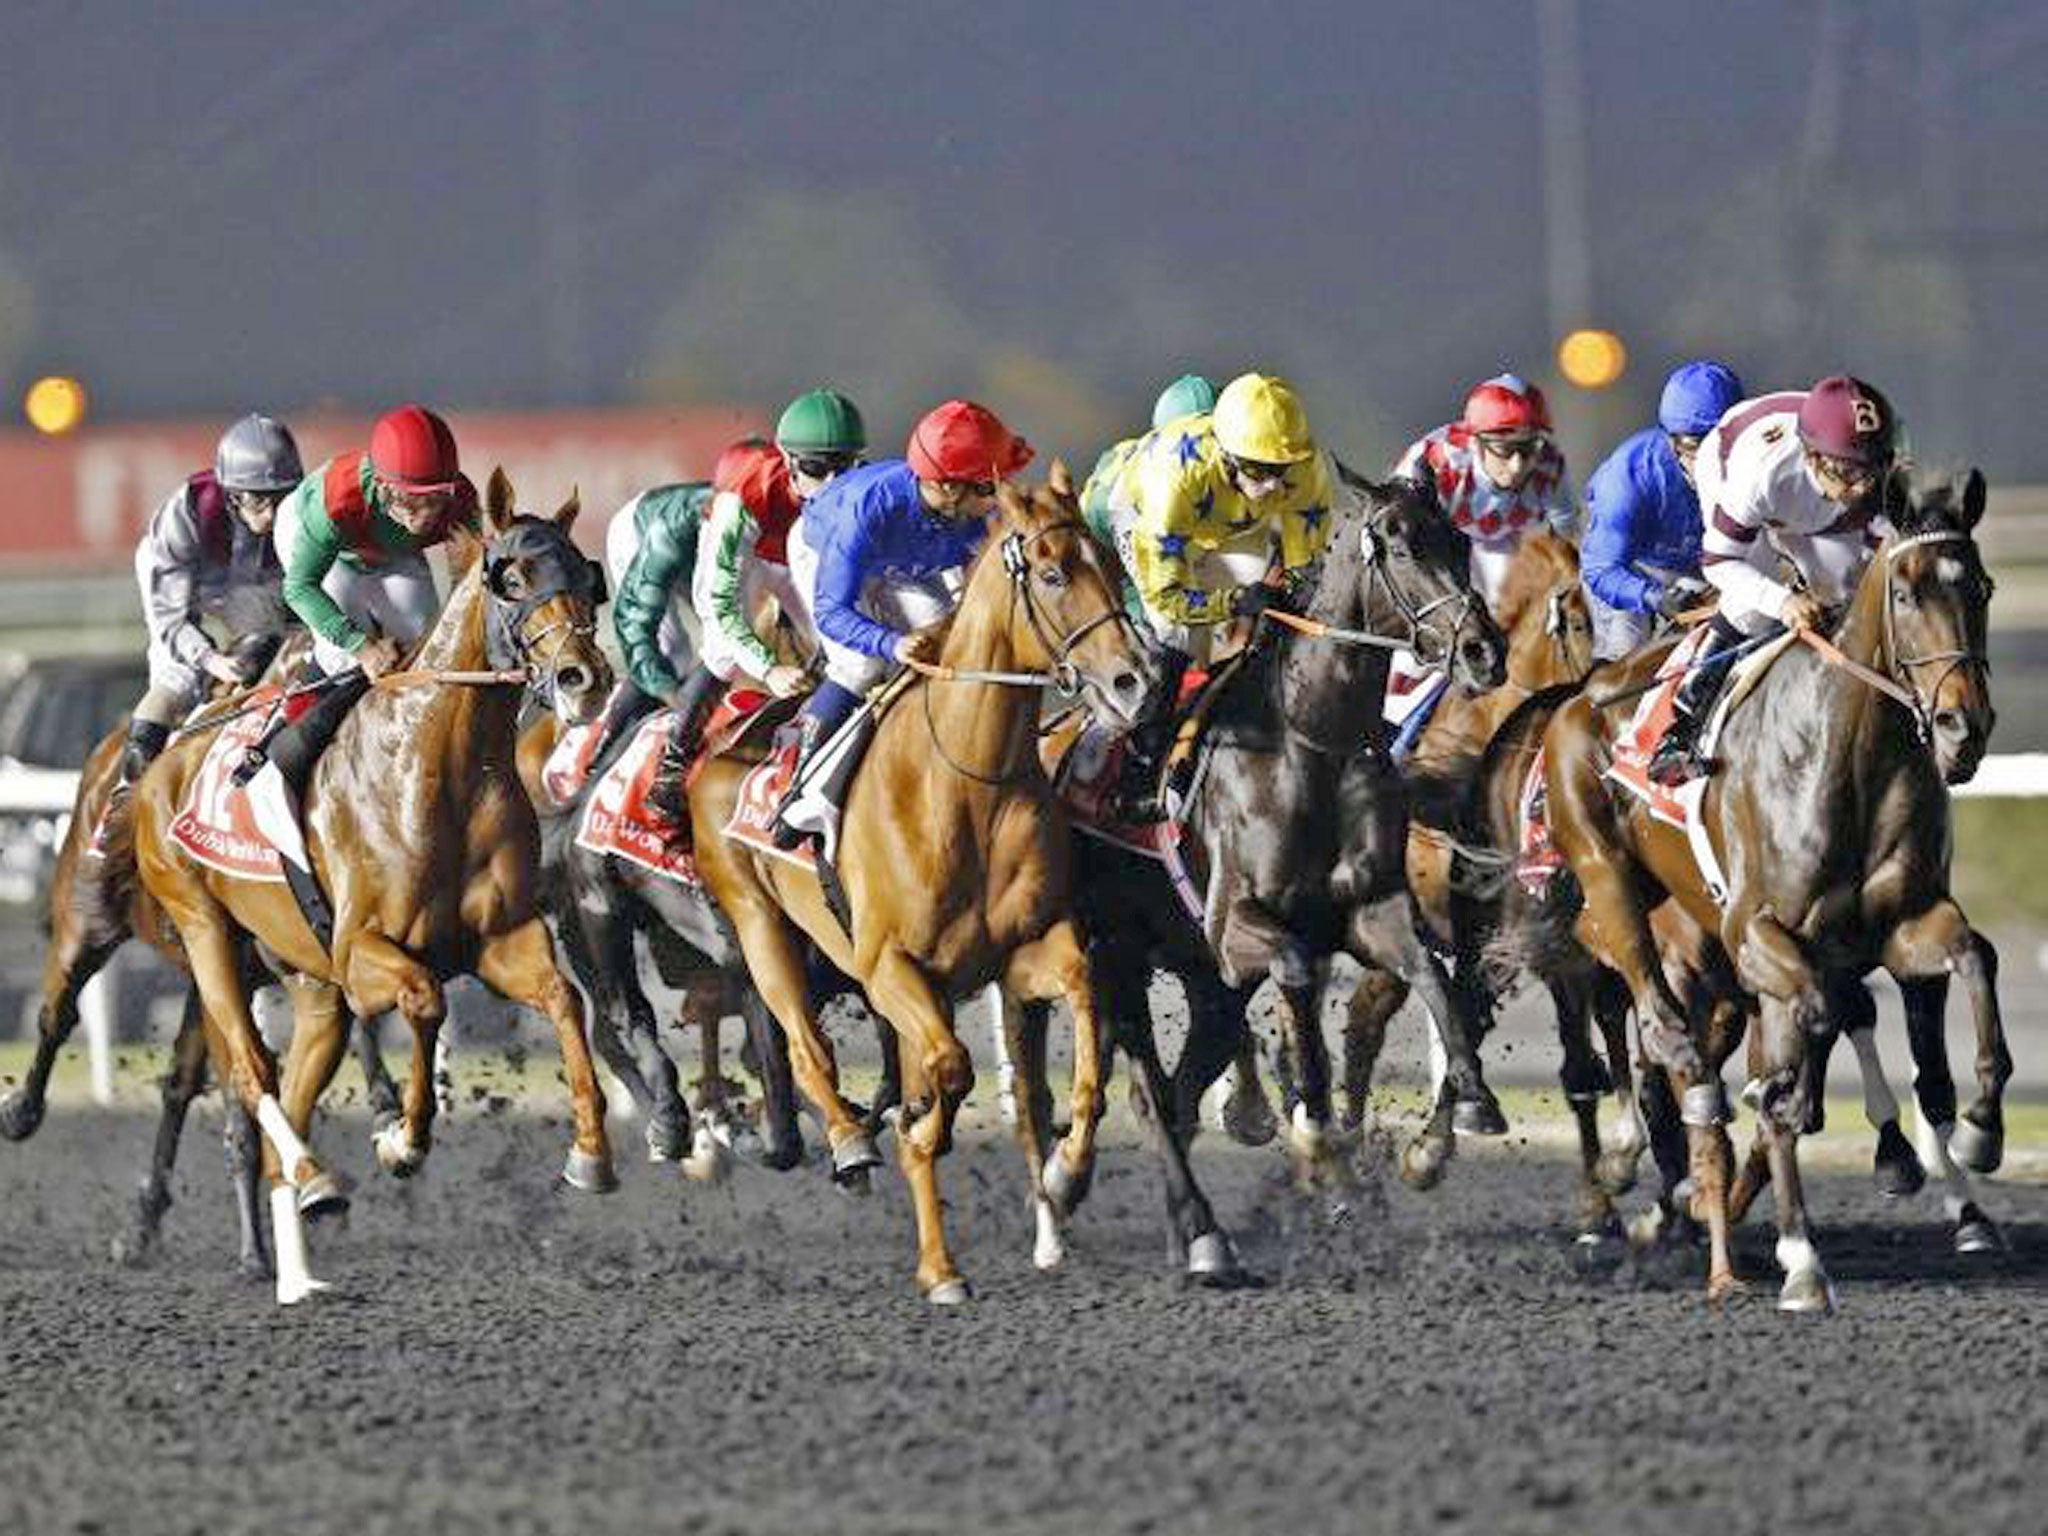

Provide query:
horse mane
left=1492, top=532, right=1578, bottom=635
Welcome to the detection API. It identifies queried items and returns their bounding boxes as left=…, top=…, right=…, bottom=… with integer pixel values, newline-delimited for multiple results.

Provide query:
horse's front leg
left=994, top=988, right=1063, bottom=1270
left=1752, top=994, right=1834, bottom=1313
left=338, top=931, right=450, bottom=1182
left=1004, top=919, right=1105, bottom=1225
left=471, top=918, right=616, bottom=1193
left=1884, top=901, right=2010, bottom=1175
left=1895, top=974, right=2004, bottom=1255
left=865, top=946, right=973, bottom=1304
left=274, top=971, right=355, bottom=1216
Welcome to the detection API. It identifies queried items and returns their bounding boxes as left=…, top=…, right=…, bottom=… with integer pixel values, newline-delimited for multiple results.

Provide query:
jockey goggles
left=1477, top=432, right=1545, bottom=464
left=1224, top=452, right=1290, bottom=487
left=791, top=450, right=861, bottom=480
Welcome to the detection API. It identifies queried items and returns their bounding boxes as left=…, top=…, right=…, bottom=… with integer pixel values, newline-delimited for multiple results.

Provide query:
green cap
left=1151, top=374, right=1220, bottom=430
left=774, top=388, right=867, bottom=454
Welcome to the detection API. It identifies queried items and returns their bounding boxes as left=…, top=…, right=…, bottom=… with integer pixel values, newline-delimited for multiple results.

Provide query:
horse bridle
left=481, top=524, right=606, bottom=701
left=919, top=517, right=1140, bottom=784
left=1354, top=502, right=1480, bottom=670
left=1878, top=528, right=1992, bottom=738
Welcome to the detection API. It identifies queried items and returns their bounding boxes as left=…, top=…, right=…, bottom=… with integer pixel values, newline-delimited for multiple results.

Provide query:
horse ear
left=995, top=481, right=1031, bottom=531
left=483, top=467, right=516, bottom=534
left=1047, top=458, right=1074, bottom=499
left=553, top=485, right=581, bottom=531
left=1962, top=468, right=1986, bottom=531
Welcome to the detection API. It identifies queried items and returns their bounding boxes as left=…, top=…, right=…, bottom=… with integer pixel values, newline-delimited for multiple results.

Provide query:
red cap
left=1797, top=376, right=1896, bottom=467
left=370, top=403, right=462, bottom=492
left=906, top=400, right=1033, bottom=483
left=711, top=437, right=800, bottom=526
left=1461, top=373, right=1552, bottom=436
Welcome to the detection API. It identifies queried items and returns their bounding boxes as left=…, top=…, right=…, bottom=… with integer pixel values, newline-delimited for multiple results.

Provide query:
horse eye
left=1038, top=565, right=1067, bottom=589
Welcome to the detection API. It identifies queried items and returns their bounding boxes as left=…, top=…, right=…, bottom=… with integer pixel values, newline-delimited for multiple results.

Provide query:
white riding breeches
left=691, top=552, right=811, bottom=683
left=785, top=531, right=958, bottom=695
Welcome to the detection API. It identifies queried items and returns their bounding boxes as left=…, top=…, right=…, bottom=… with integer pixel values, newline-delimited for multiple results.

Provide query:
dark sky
left=4, top=0, right=2045, bottom=476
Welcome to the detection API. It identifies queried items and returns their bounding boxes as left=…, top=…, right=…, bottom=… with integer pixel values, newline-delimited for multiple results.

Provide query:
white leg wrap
left=256, top=1094, right=313, bottom=1181
left=1848, top=1028, right=1900, bottom=1129
left=270, top=1183, right=328, bottom=1305
left=1774, top=1234, right=1819, bottom=1277
left=1426, top=1023, right=1449, bottom=1101
left=1921, top=1120, right=1974, bottom=1221
left=1289, top=1100, right=1326, bottom=1157
left=1032, top=1197, right=1066, bottom=1271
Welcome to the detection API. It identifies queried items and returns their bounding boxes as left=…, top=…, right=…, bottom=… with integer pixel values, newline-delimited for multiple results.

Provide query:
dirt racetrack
left=2, top=1106, right=2044, bottom=1536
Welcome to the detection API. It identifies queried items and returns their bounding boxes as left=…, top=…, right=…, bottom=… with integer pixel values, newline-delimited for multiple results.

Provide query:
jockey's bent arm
left=141, top=484, right=221, bottom=668
left=1698, top=482, right=1792, bottom=621
left=809, top=509, right=906, bottom=660
left=278, top=481, right=367, bottom=655
left=1580, top=454, right=1661, bottom=613
left=702, top=491, right=778, bottom=679
left=1128, top=457, right=1226, bottom=627
left=613, top=506, right=697, bottom=702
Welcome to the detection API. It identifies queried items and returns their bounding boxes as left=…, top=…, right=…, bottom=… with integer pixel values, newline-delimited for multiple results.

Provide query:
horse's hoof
left=1186, top=1230, right=1239, bottom=1281
left=1574, top=1208, right=1623, bottom=1247
left=0, top=1089, right=46, bottom=1142
left=924, top=1277, right=973, bottom=1307
left=1400, top=1137, right=1452, bottom=1192
left=1032, top=1200, right=1067, bottom=1271
left=835, top=1167, right=873, bottom=1198
left=1955, top=1203, right=2005, bottom=1256
left=1948, top=1116, right=2002, bottom=1176
left=1594, top=1148, right=1641, bottom=1196
left=1040, top=1150, right=1092, bottom=1218
left=1681, top=1081, right=1732, bottom=1127
left=830, top=1129, right=882, bottom=1181
left=753, top=1132, right=805, bottom=1173
left=644, top=1114, right=688, bottom=1164
left=1871, top=1122, right=1925, bottom=1199
left=1705, top=1272, right=1749, bottom=1306
left=296, top=1169, right=354, bottom=1222
left=373, top=1123, right=425, bottom=1179
left=276, top=1275, right=332, bottom=1307
left=1221, top=1087, right=1280, bottom=1148
left=1452, top=1093, right=1508, bottom=1138
left=1777, top=1267, right=1836, bottom=1315
left=561, top=1146, right=618, bottom=1194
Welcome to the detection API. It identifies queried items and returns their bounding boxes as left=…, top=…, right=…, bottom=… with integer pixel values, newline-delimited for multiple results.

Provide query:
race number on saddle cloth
left=1396, top=373, right=1579, bottom=612
left=167, top=690, right=290, bottom=883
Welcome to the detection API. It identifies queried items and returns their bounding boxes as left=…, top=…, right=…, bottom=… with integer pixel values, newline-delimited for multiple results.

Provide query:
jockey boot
left=769, top=713, right=828, bottom=850
left=645, top=665, right=721, bottom=829
left=90, top=718, right=171, bottom=857
left=1647, top=615, right=1751, bottom=787
left=1110, top=647, right=1190, bottom=823
left=241, top=671, right=371, bottom=876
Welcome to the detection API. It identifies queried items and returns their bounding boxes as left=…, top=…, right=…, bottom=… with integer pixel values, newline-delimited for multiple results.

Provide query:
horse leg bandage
left=256, top=1094, right=313, bottom=1181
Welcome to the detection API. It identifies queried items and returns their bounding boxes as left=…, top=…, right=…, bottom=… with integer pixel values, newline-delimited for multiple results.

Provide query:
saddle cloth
left=543, top=685, right=774, bottom=808
left=570, top=689, right=777, bottom=884
left=1052, top=664, right=1211, bottom=857
left=721, top=736, right=819, bottom=872
left=168, top=689, right=287, bottom=882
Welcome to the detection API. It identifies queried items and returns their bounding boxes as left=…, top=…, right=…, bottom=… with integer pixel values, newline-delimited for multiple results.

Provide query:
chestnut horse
left=133, top=470, right=617, bottom=1304
left=0, top=635, right=401, bottom=1274
left=1338, top=532, right=1617, bottom=1200
left=1543, top=471, right=2002, bottom=1310
left=690, top=463, right=1153, bottom=1302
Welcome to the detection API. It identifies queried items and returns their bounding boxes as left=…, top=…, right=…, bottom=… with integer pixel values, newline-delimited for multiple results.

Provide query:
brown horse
left=1338, top=532, right=1614, bottom=1197
left=0, top=636, right=403, bottom=1274
left=133, top=470, right=617, bottom=1304
left=1543, top=471, right=2001, bottom=1309
left=690, top=463, right=1153, bottom=1302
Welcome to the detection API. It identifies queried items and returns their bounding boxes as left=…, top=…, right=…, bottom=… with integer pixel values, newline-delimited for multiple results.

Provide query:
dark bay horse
left=133, top=470, right=617, bottom=1304
left=1337, top=532, right=1621, bottom=1203
left=691, top=463, right=1153, bottom=1302
left=1543, top=471, right=2001, bottom=1309
left=1072, top=466, right=1506, bottom=1278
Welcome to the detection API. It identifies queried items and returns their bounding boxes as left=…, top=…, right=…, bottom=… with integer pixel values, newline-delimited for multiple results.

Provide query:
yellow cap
left=1212, top=373, right=1314, bottom=464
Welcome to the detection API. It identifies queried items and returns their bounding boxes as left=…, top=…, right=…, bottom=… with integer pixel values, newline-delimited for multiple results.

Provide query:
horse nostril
left=557, top=665, right=590, bottom=693
left=1113, top=670, right=1141, bottom=698
left=1934, top=709, right=1967, bottom=739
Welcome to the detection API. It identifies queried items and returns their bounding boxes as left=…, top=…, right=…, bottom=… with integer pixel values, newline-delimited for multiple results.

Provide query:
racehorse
left=1336, top=532, right=1624, bottom=1205
left=690, top=462, right=1153, bottom=1302
left=132, top=469, right=618, bottom=1304
left=519, top=708, right=866, bottom=1180
left=1543, top=469, right=2002, bottom=1309
left=0, top=634, right=400, bottom=1274
left=1071, top=465, right=1506, bottom=1277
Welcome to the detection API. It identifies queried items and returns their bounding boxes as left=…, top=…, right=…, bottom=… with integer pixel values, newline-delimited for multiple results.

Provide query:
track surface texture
left=3, top=1107, right=2044, bottom=1536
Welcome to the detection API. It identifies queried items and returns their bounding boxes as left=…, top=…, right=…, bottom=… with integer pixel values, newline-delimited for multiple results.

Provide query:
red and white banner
left=0, top=405, right=762, bottom=573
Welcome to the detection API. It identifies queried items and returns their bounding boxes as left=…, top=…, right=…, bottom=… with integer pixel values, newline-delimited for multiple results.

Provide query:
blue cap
left=1658, top=360, right=1744, bottom=436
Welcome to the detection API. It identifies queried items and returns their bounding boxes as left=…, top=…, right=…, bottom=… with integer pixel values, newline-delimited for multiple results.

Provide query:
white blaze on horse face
left=1935, top=557, right=1966, bottom=585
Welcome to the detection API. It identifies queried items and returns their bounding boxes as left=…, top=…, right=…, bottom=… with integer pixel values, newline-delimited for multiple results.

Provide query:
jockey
left=640, top=389, right=867, bottom=824
left=1647, top=375, right=1902, bottom=785
left=1396, top=373, right=1579, bottom=611
left=106, top=414, right=303, bottom=825
left=1081, top=373, right=1221, bottom=620
left=597, top=474, right=717, bottom=767
left=1580, top=360, right=1746, bottom=659
left=1088, top=371, right=1334, bottom=818
left=241, top=403, right=478, bottom=874
left=769, top=399, right=1033, bottom=846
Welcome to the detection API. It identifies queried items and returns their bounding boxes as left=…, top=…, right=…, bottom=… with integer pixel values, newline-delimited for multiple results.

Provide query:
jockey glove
left=1230, top=583, right=1292, bottom=621
left=1656, top=579, right=1712, bottom=621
